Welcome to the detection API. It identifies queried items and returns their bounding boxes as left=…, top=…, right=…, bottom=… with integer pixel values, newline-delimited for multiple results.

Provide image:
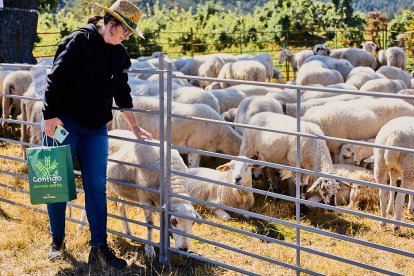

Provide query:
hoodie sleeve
left=113, top=56, right=133, bottom=109
left=42, top=33, right=87, bottom=119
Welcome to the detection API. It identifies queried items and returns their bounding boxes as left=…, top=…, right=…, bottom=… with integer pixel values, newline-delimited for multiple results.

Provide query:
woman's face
left=105, top=20, right=133, bottom=45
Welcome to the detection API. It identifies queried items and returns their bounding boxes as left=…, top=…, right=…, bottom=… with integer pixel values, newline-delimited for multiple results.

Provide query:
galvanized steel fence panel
left=1, top=57, right=414, bottom=274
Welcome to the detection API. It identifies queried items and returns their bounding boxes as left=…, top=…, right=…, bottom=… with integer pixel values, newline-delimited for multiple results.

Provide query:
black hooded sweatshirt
left=42, top=24, right=133, bottom=128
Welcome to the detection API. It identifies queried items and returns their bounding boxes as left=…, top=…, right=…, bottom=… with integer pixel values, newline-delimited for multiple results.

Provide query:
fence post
left=295, top=88, right=302, bottom=276
left=190, top=28, right=194, bottom=57
left=158, top=53, right=167, bottom=265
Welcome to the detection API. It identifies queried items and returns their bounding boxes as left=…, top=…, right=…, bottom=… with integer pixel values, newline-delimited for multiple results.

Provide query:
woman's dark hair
left=87, top=13, right=121, bottom=26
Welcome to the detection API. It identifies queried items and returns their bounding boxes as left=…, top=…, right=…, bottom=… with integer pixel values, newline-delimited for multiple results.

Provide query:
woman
left=42, top=0, right=152, bottom=270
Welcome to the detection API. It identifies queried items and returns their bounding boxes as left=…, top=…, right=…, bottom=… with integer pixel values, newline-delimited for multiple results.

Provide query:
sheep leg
left=187, top=153, right=201, bottom=168
left=377, top=172, right=389, bottom=228
left=212, top=208, right=231, bottom=221
left=393, top=175, right=412, bottom=234
left=143, top=208, right=156, bottom=259
left=117, top=202, right=132, bottom=236
left=387, top=170, right=398, bottom=215
left=76, top=209, right=88, bottom=234
left=408, top=194, right=414, bottom=215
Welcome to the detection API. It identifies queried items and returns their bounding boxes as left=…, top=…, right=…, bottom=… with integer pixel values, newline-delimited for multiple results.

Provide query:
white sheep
left=374, top=116, right=414, bottom=233
left=234, top=96, right=283, bottom=135
left=397, top=89, right=414, bottom=106
left=210, top=88, right=247, bottom=114
left=239, top=52, right=274, bottom=82
left=205, top=60, right=267, bottom=89
left=104, top=130, right=201, bottom=257
left=2, top=70, right=32, bottom=130
left=303, top=98, right=414, bottom=163
left=19, top=85, right=43, bottom=158
left=240, top=112, right=333, bottom=187
left=361, top=41, right=378, bottom=54
left=303, top=55, right=354, bottom=80
left=340, top=48, right=378, bottom=69
left=346, top=66, right=384, bottom=89
left=377, top=66, right=412, bottom=88
left=359, top=78, right=407, bottom=93
left=329, top=48, right=347, bottom=59
left=272, top=67, right=284, bottom=83
left=278, top=49, right=314, bottom=80
left=285, top=94, right=365, bottom=117
left=313, top=44, right=330, bottom=56
left=377, top=47, right=406, bottom=70
left=172, top=86, right=220, bottom=113
left=296, top=60, right=344, bottom=86
left=186, top=156, right=260, bottom=220
left=112, top=97, right=242, bottom=168
left=338, top=138, right=376, bottom=167
left=0, top=70, right=12, bottom=94
left=307, top=164, right=379, bottom=210
left=265, top=89, right=298, bottom=105
left=179, top=56, right=225, bottom=88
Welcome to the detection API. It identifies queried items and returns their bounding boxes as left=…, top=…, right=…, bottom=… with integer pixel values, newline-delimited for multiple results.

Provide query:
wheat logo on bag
left=27, top=145, right=76, bottom=204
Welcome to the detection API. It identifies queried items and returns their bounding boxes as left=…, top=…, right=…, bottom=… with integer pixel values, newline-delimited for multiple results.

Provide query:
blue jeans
left=43, top=116, right=109, bottom=247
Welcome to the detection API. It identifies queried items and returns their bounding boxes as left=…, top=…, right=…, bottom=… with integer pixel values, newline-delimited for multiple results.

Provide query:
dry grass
left=1, top=141, right=414, bottom=275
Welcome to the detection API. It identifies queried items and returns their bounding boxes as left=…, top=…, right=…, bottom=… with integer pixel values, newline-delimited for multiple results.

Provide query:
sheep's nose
left=235, top=176, right=241, bottom=183
left=179, top=247, right=189, bottom=252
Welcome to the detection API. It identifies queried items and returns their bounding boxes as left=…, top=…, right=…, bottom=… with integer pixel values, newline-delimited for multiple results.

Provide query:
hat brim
left=95, top=3, right=144, bottom=39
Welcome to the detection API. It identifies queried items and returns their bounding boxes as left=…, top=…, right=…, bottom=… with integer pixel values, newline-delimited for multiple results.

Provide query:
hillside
left=58, top=0, right=413, bottom=16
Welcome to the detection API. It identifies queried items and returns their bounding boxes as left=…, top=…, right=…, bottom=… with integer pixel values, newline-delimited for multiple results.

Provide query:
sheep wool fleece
left=43, top=24, right=133, bottom=128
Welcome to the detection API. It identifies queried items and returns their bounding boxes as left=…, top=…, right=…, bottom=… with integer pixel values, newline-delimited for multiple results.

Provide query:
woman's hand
left=44, top=117, right=63, bottom=138
left=131, top=125, right=153, bottom=140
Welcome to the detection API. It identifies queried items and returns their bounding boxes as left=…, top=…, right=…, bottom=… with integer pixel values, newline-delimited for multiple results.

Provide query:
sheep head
left=169, top=199, right=202, bottom=253
left=307, top=177, right=348, bottom=206
left=216, top=156, right=263, bottom=185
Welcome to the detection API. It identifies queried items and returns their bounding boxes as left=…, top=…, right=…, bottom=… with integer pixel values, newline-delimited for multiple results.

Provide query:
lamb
left=112, top=97, right=242, bottom=168
left=2, top=70, right=32, bottom=130
left=338, top=138, right=376, bottom=167
left=374, top=116, right=414, bottom=233
left=359, top=78, right=407, bottom=93
left=340, top=48, right=377, bottom=69
left=239, top=52, right=274, bottom=82
left=303, top=98, right=414, bottom=163
left=313, top=44, right=330, bottom=56
left=105, top=130, right=201, bottom=257
left=205, top=60, right=267, bottom=89
left=361, top=41, right=378, bottom=54
left=346, top=67, right=384, bottom=89
left=296, top=61, right=344, bottom=86
left=376, top=66, right=412, bottom=88
left=185, top=156, right=260, bottom=220
left=278, top=49, right=314, bottom=80
left=377, top=47, right=406, bottom=70
left=307, top=164, right=379, bottom=210
left=210, top=88, right=246, bottom=113
left=239, top=112, right=333, bottom=187
left=234, top=96, right=283, bottom=135
left=303, top=55, right=354, bottom=80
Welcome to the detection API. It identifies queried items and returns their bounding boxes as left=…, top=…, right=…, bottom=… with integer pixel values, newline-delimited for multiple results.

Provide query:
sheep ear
left=307, top=179, right=321, bottom=193
left=216, top=164, right=231, bottom=172
left=363, top=155, right=375, bottom=163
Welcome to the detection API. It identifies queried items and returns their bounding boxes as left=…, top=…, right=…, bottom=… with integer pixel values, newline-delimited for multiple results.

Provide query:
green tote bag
left=26, top=145, right=77, bottom=204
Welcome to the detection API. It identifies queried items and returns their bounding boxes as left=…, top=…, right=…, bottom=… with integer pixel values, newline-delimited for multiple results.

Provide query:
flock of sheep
left=1, top=40, right=414, bottom=257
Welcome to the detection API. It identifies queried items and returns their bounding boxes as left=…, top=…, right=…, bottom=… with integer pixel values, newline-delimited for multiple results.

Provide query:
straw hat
left=95, top=0, right=144, bottom=38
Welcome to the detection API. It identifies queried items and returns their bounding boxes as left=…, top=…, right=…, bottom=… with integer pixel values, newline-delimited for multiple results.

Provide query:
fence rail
left=0, top=57, right=414, bottom=274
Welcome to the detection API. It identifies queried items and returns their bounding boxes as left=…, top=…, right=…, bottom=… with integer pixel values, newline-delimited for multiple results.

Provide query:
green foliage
left=388, top=10, right=414, bottom=46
